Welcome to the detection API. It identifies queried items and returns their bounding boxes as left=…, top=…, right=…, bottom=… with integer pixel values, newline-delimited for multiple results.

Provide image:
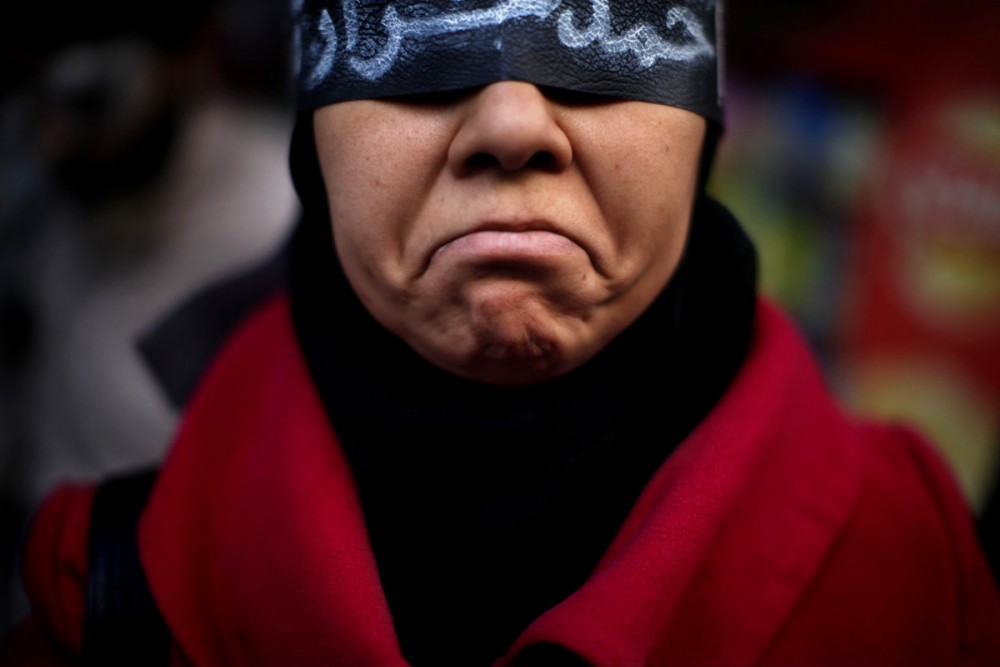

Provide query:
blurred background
left=0, top=0, right=300, bottom=636
left=1, top=0, right=998, bottom=641
left=714, top=0, right=1000, bottom=572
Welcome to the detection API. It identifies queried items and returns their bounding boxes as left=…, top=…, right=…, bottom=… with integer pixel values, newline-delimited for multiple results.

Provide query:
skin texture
left=314, top=82, right=706, bottom=385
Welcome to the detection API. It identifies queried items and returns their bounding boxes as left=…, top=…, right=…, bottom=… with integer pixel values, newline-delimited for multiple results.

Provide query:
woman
left=7, top=0, right=1000, bottom=664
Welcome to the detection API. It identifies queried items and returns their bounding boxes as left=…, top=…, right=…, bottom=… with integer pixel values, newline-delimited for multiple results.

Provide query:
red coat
left=8, top=295, right=1000, bottom=666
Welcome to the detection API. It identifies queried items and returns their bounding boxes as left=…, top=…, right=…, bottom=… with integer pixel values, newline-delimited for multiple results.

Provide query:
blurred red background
left=713, top=0, right=1000, bottom=531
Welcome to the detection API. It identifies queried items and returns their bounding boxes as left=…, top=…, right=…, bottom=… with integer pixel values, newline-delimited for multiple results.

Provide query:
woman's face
left=314, top=82, right=706, bottom=385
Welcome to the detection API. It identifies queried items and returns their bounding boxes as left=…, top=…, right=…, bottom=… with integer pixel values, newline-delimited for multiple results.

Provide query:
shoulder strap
left=82, top=468, right=171, bottom=666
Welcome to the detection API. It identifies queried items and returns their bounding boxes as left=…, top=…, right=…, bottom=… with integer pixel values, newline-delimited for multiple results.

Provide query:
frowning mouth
left=426, top=222, right=599, bottom=275
left=436, top=228, right=576, bottom=256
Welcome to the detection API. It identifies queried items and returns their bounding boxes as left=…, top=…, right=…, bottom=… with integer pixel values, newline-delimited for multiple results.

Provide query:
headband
left=292, top=0, right=722, bottom=121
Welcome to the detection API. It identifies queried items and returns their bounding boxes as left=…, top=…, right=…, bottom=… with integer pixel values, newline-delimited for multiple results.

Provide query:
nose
left=447, top=81, right=573, bottom=175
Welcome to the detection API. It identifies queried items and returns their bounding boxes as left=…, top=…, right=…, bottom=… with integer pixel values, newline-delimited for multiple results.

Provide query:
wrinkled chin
left=392, top=283, right=606, bottom=385
left=437, top=331, right=576, bottom=386
left=464, top=301, right=568, bottom=382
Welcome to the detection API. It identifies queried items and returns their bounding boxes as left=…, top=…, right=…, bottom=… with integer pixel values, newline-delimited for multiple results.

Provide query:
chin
left=460, top=351, right=574, bottom=386
left=439, top=308, right=591, bottom=385
left=467, top=334, right=567, bottom=385
left=368, top=277, right=612, bottom=384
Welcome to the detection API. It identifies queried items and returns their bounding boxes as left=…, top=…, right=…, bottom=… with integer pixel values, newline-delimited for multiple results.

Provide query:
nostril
left=465, top=152, right=498, bottom=173
left=525, top=151, right=558, bottom=171
left=463, top=151, right=559, bottom=174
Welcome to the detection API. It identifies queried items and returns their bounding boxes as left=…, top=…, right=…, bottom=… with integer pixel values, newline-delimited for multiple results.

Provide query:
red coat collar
left=140, top=295, right=863, bottom=666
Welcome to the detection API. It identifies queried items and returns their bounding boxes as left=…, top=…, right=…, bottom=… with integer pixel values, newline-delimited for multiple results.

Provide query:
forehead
left=293, top=0, right=721, bottom=121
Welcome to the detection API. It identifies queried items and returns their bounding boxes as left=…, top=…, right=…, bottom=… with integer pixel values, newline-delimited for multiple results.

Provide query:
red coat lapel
left=141, top=295, right=406, bottom=666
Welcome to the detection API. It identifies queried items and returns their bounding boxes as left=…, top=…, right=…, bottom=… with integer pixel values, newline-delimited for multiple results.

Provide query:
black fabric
left=512, top=643, right=593, bottom=666
left=82, top=468, right=170, bottom=667
left=977, top=432, right=1000, bottom=582
left=288, top=110, right=757, bottom=664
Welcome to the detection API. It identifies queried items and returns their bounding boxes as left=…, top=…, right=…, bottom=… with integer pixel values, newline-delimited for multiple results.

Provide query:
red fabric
left=6, top=483, right=95, bottom=664
left=9, top=295, right=1000, bottom=666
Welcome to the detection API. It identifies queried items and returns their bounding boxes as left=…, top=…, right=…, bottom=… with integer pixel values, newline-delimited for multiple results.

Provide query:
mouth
left=426, top=222, right=600, bottom=275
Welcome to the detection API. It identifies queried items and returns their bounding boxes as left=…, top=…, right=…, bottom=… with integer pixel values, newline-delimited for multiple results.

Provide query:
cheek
left=591, top=141, right=695, bottom=262
left=323, top=168, right=385, bottom=273
left=582, top=120, right=702, bottom=302
left=320, top=146, right=398, bottom=260
left=319, top=119, right=451, bottom=263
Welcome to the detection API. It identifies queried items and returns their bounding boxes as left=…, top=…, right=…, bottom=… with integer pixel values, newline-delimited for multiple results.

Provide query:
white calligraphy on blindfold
left=300, top=0, right=714, bottom=87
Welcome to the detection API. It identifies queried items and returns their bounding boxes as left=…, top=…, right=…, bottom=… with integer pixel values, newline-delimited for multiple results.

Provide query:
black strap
left=82, top=468, right=170, bottom=666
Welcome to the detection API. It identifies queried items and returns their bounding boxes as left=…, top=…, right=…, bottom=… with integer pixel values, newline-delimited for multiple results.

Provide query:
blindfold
left=293, top=0, right=722, bottom=122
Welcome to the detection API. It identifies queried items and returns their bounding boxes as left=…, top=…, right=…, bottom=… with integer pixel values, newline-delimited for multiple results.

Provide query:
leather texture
left=294, top=0, right=722, bottom=121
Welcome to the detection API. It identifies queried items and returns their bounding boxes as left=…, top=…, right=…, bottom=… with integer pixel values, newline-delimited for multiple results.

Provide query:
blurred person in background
left=0, top=0, right=297, bottom=638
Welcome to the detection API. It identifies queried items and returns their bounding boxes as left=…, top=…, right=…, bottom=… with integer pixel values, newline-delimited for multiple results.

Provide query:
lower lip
left=433, top=230, right=581, bottom=263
